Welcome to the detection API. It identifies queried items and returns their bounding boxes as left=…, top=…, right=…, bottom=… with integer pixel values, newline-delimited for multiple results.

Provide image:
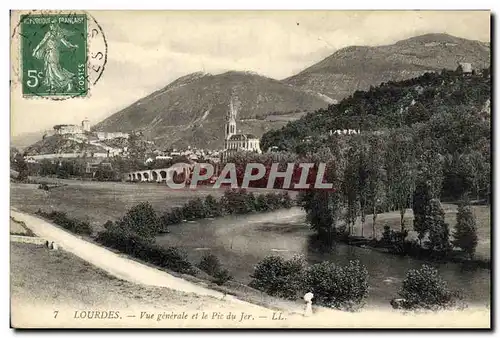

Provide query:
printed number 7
left=53, top=310, right=59, bottom=318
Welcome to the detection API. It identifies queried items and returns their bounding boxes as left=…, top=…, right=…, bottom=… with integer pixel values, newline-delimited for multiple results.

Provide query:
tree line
left=295, top=130, right=484, bottom=262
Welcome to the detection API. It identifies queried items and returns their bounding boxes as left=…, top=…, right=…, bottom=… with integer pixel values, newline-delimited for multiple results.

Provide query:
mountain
left=94, top=71, right=330, bottom=149
left=284, top=33, right=490, bottom=102
left=93, top=33, right=489, bottom=150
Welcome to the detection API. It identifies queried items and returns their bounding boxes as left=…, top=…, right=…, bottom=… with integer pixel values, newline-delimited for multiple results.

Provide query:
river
left=156, top=207, right=490, bottom=306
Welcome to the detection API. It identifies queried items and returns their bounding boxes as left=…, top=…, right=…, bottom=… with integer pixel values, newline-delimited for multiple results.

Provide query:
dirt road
left=9, top=208, right=262, bottom=308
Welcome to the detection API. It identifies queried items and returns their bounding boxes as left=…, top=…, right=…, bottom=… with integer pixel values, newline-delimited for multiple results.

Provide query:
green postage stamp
left=20, top=14, right=88, bottom=97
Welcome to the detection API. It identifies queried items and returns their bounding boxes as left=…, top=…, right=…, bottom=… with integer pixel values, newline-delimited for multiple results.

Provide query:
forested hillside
left=261, top=68, right=491, bottom=202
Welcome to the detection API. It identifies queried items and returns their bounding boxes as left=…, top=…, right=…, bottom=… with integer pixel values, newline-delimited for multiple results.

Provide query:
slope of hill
left=23, top=135, right=104, bottom=156
left=94, top=71, right=329, bottom=149
left=284, top=33, right=490, bottom=102
left=261, top=69, right=491, bottom=154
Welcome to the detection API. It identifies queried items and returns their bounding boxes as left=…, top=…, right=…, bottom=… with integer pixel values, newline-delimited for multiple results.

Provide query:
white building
left=458, top=62, right=473, bottom=74
left=329, top=129, right=361, bottom=136
left=53, top=124, right=83, bottom=135
left=53, top=119, right=92, bottom=135
left=96, top=132, right=129, bottom=141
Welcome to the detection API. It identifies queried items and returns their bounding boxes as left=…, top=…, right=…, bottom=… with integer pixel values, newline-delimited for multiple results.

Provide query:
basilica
left=223, top=98, right=261, bottom=158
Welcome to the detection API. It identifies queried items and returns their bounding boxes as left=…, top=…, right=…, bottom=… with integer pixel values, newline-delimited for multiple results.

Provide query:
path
left=9, top=208, right=263, bottom=309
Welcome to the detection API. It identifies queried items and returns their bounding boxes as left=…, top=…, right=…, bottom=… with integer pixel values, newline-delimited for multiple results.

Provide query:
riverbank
left=323, top=234, right=491, bottom=270
left=9, top=214, right=490, bottom=328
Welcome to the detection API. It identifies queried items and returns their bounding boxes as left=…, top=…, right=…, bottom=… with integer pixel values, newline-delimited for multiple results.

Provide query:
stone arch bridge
left=126, top=163, right=193, bottom=183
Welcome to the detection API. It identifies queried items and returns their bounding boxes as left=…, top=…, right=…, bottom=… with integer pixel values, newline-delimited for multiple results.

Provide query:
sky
left=10, top=10, right=490, bottom=136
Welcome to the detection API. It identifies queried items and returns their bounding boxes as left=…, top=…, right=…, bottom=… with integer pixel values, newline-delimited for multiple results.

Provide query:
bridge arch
left=159, top=170, right=167, bottom=180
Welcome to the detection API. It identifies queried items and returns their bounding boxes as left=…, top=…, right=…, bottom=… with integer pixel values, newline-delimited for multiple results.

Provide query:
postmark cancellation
left=11, top=10, right=107, bottom=100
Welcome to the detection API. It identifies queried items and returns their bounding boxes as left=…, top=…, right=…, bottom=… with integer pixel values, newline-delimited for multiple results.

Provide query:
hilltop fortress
left=44, top=119, right=129, bottom=141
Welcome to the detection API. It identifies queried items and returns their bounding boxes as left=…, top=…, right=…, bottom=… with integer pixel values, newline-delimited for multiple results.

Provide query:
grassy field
left=10, top=179, right=282, bottom=232
left=10, top=179, right=490, bottom=260
left=10, top=218, right=30, bottom=235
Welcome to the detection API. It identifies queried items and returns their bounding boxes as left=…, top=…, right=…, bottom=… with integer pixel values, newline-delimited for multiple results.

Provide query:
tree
left=13, top=154, right=29, bottom=181
left=404, top=102, right=432, bottom=125
left=466, top=151, right=490, bottom=201
left=399, top=264, right=456, bottom=310
left=425, top=199, right=451, bottom=254
left=412, top=180, right=433, bottom=245
left=182, top=197, right=207, bottom=220
left=204, top=194, right=223, bottom=217
left=343, top=147, right=360, bottom=235
left=452, top=199, right=478, bottom=259
left=249, top=255, right=307, bottom=300
left=10, top=147, right=20, bottom=163
left=306, top=260, right=369, bottom=310
left=356, top=142, right=370, bottom=237
left=115, top=202, right=160, bottom=242
left=366, top=135, right=386, bottom=239
left=385, top=131, right=417, bottom=231
left=306, top=190, right=340, bottom=245
left=416, top=146, right=444, bottom=198
left=39, top=159, right=56, bottom=176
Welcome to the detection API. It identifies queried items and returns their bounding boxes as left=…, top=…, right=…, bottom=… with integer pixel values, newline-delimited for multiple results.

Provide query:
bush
left=160, top=247, right=194, bottom=274
left=95, top=229, right=195, bottom=275
left=255, top=194, right=269, bottom=211
left=198, top=253, right=233, bottom=286
left=222, top=189, right=255, bottom=214
left=213, top=268, right=233, bottom=286
left=161, top=207, right=184, bottom=226
left=204, top=195, right=223, bottom=217
left=73, top=220, right=93, bottom=235
left=35, top=209, right=92, bottom=236
left=280, top=192, right=293, bottom=208
left=249, top=255, right=306, bottom=300
left=115, top=202, right=160, bottom=242
left=182, top=197, right=207, bottom=220
left=398, top=264, right=457, bottom=310
left=198, top=253, right=222, bottom=276
left=305, top=260, right=369, bottom=310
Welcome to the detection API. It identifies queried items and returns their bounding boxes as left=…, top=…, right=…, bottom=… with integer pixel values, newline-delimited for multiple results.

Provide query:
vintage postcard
left=9, top=10, right=491, bottom=329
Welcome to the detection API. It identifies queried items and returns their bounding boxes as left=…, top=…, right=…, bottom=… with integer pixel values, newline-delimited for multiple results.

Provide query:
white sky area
left=10, top=10, right=490, bottom=136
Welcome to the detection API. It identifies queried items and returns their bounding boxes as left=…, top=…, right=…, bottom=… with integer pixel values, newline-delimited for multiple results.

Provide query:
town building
left=458, top=62, right=473, bottom=74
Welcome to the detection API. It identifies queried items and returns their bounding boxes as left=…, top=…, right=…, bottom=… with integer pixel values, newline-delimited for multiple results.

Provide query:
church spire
left=225, top=96, right=237, bottom=140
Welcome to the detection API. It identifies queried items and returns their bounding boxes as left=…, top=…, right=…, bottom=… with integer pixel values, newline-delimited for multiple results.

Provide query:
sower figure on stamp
left=32, top=23, right=78, bottom=93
